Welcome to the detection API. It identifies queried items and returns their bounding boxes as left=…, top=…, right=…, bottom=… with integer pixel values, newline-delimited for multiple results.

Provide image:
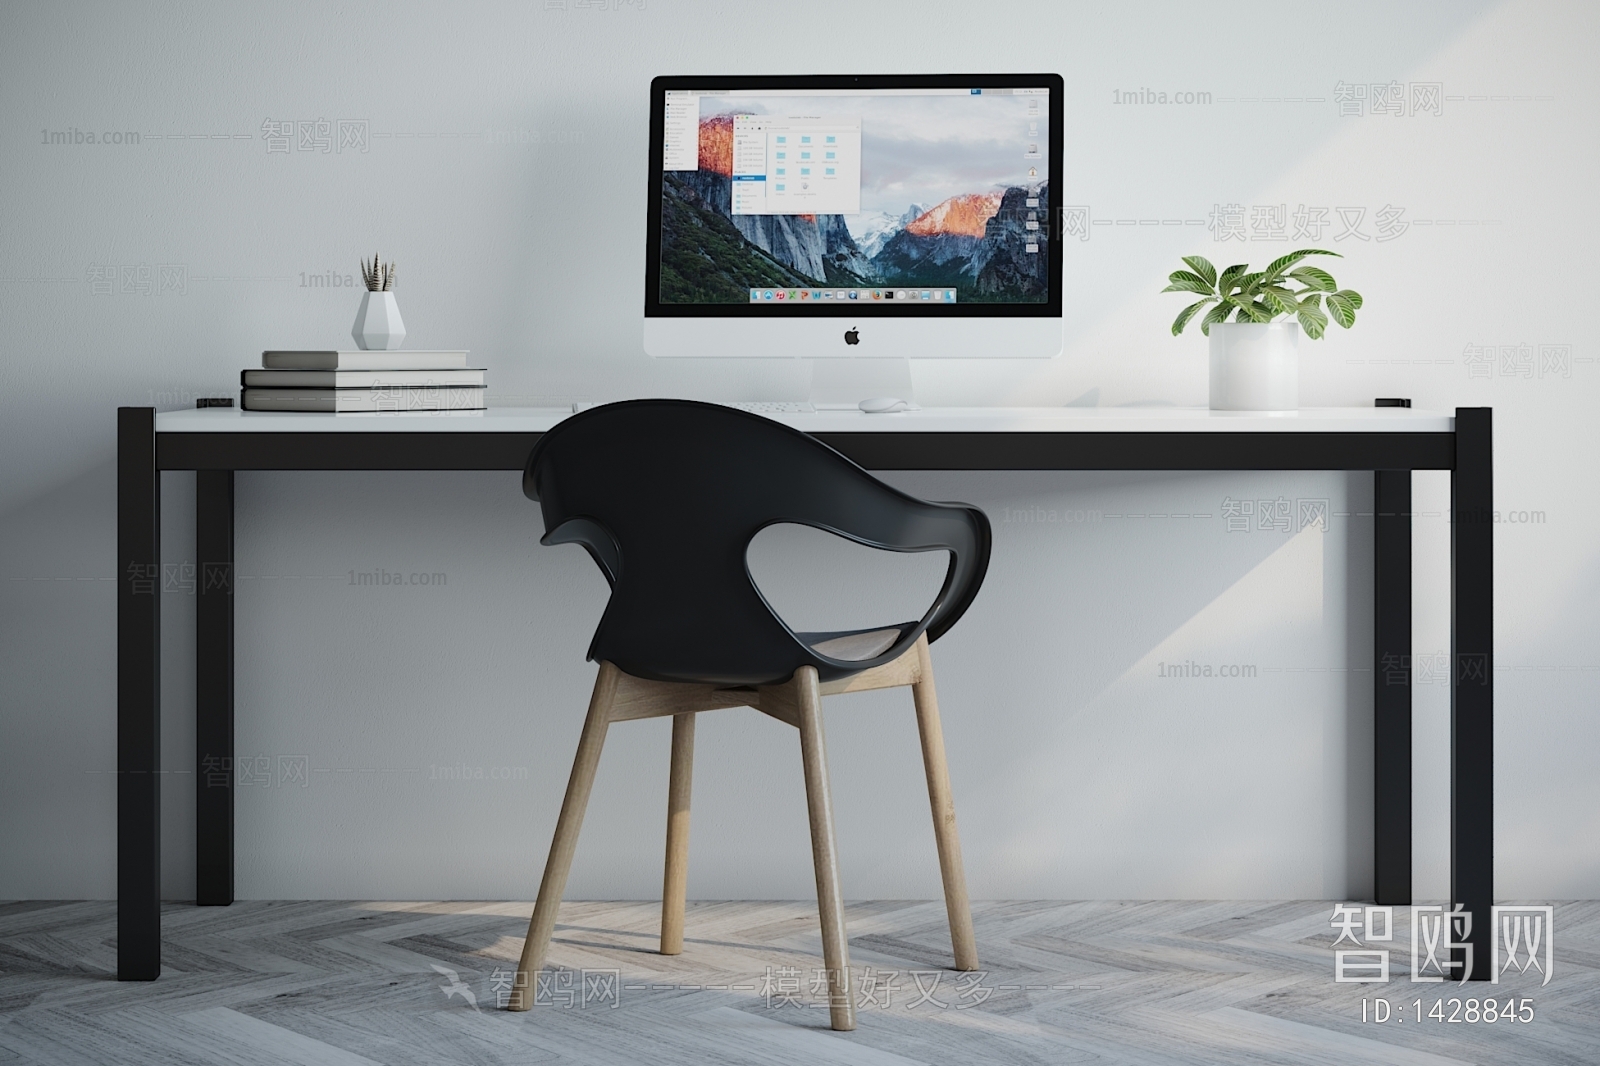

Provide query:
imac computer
left=644, top=74, right=1065, bottom=370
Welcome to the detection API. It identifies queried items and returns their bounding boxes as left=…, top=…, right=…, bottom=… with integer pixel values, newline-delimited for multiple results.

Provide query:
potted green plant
left=352, top=254, right=405, bottom=350
left=1163, top=248, right=1362, bottom=411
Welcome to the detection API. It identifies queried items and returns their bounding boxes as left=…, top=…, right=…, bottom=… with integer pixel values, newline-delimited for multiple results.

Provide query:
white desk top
left=156, top=405, right=1454, bottom=435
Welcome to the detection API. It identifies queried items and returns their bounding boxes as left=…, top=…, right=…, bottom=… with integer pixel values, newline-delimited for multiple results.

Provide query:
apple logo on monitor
left=843, top=328, right=860, bottom=346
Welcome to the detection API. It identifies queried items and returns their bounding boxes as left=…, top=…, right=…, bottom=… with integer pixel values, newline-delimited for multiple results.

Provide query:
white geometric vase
left=351, top=291, right=406, bottom=351
left=1208, top=321, right=1298, bottom=412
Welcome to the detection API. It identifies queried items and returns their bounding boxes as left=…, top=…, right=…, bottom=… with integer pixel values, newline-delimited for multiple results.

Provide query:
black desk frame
left=116, top=408, right=1493, bottom=980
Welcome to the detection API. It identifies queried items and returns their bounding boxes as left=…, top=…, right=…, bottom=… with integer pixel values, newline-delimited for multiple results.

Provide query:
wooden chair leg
left=912, top=637, right=979, bottom=971
left=660, top=711, right=696, bottom=955
left=794, top=666, right=856, bottom=1032
left=508, top=662, right=620, bottom=1011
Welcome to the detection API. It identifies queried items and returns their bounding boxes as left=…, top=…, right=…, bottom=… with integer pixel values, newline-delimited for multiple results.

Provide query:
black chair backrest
left=524, top=400, right=991, bottom=686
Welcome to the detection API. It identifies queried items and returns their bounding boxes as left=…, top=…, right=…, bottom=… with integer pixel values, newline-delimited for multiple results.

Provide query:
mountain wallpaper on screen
left=659, top=113, right=1049, bottom=303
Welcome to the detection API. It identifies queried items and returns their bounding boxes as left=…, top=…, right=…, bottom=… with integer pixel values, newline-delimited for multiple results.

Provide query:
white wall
left=2, top=0, right=1595, bottom=903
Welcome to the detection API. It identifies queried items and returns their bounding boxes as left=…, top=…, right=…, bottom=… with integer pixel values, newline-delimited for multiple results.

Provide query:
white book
left=243, top=368, right=486, bottom=388
left=260, top=350, right=470, bottom=370
left=241, top=386, right=487, bottom=412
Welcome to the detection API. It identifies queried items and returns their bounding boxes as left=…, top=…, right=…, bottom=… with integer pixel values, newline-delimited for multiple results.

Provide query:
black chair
left=508, top=400, right=991, bottom=1030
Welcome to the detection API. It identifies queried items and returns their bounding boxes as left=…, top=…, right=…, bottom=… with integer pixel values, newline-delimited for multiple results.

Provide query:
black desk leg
left=1374, top=470, right=1412, bottom=905
left=117, top=408, right=161, bottom=979
left=196, top=471, right=235, bottom=905
left=1452, top=408, right=1494, bottom=980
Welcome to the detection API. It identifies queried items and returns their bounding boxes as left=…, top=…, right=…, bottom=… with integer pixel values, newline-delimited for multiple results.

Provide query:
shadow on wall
left=870, top=468, right=1374, bottom=899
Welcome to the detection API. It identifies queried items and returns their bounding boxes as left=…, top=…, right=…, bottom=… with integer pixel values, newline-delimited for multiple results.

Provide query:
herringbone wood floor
left=0, top=899, right=1594, bottom=1065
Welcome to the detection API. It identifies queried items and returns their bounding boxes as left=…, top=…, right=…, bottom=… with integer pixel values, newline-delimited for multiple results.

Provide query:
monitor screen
left=645, top=75, right=1063, bottom=319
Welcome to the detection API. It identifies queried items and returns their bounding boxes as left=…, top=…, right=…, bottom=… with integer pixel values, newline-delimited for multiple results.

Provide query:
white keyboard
left=725, top=401, right=816, bottom=414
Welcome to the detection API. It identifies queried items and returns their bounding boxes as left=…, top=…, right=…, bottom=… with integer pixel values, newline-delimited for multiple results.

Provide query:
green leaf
left=1181, top=255, right=1216, bottom=287
left=1216, top=263, right=1250, bottom=294
left=1162, top=271, right=1215, bottom=295
left=1298, top=292, right=1323, bottom=312
left=1287, top=266, right=1337, bottom=291
left=1199, top=301, right=1233, bottom=336
left=1232, top=271, right=1266, bottom=297
left=1332, top=288, right=1363, bottom=310
left=1325, top=292, right=1358, bottom=329
left=1221, top=296, right=1272, bottom=323
left=1263, top=290, right=1299, bottom=316
left=1171, top=297, right=1215, bottom=335
left=1261, top=247, right=1341, bottom=282
left=1297, top=305, right=1329, bottom=339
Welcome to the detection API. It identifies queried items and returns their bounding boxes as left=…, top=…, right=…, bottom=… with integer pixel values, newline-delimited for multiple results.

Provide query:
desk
left=117, top=404, right=1493, bottom=980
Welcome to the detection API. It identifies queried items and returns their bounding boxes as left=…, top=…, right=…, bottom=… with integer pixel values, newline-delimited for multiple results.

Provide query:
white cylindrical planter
left=1209, top=321, right=1299, bottom=412
left=352, top=291, right=406, bottom=351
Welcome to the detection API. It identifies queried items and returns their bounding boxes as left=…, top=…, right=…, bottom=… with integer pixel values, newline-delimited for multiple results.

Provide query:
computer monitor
left=644, top=74, right=1065, bottom=360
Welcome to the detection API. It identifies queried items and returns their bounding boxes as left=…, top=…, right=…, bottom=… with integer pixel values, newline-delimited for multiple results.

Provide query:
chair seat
left=799, top=625, right=909, bottom=662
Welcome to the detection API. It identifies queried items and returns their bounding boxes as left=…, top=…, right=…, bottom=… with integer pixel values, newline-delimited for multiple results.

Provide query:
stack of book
left=241, top=351, right=486, bottom=412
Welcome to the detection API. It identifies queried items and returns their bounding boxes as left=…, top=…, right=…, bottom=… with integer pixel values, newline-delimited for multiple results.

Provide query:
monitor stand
left=808, top=357, right=916, bottom=410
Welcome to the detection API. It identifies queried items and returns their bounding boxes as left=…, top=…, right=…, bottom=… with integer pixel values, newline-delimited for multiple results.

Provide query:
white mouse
left=859, top=397, right=910, bottom=414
